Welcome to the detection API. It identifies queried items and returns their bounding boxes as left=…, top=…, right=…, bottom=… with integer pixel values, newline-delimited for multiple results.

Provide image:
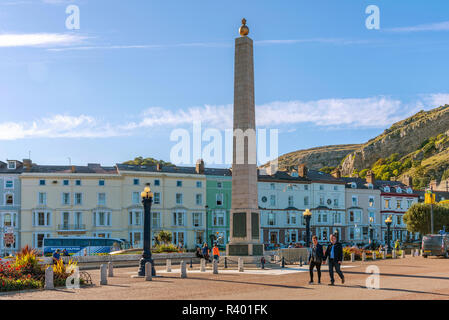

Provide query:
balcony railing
left=57, top=224, right=86, bottom=231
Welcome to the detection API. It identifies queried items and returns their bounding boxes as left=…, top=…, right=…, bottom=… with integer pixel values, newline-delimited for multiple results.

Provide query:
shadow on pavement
left=335, top=284, right=449, bottom=297
left=343, top=271, right=449, bottom=281
left=182, top=276, right=312, bottom=290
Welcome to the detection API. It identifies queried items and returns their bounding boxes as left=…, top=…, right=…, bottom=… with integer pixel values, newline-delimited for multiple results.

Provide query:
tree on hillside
left=403, top=203, right=449, bottom=235
left=123, top=157, right=175, bottom=167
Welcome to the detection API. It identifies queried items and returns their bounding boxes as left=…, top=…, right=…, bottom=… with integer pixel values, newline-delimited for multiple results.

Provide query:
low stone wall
left=278, top=248, right=309, bottom=263
left=39, top=252, right=197, bottom=267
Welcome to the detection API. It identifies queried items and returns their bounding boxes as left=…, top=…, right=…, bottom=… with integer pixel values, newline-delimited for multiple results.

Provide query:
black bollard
left=281, top=257, right=285, bottom=268
left=224, top=257, right=228, bottom=269
left=190, top=258, right=193, bottom=269
left=300, top=256, right=303, bottom=267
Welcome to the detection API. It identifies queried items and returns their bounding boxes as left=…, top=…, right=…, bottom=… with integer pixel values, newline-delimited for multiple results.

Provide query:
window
left=407, top=199, right=413, bottom=208
left=334, top=212, right=342, bottom=224
left=75, top=180, right=81, bottom=186
left=196, top=194, right=203, bottom=205
left=63, top=180, right=69, bottom=186
left=62, top=212, right=70, bottom=228
left=129, top=232, right=142, bottom=247
left=270, top=195, right=276, bottom=206
left=384, top=186, right=390, bottom=192
left=267, top=212, right=276, bottom=226
left=216, top=194, right=223, bottom=206
left=74, top=212, right=82, bottom=227
left=33, top=211, right=51, bottom=226
left=351, top=182, right=357, bottom=189
left=132, top=192, right=140, bottom=204
left=38, top=192, right=47, bottom=205
left=129, top=211, right=142, bottom=226
left=319, top=196, right=325, bottom=206
left=195, top=231, right=204, bottom=246
left=369, top=197, right=375, bottom=207
left=99, top=180, right=105, bottom=186
left=212, top=210, right=225, bottom=226
left=287, top=212, right=297, bottom=225
left=94, top=211, right=111, bottom=226
left=334, top=186, right=338, bottom=191
left=396, top=200, right=402, bottom=209
left=352, top=196, right=358, bottom=206
left=176, top=193, right=183, bottom=205
left=217, top=182, right=222, bottom=188
left=333, top=198, right=339, bottom=207
left=98, top=193, right=106, bottom=206
left=152, top=212, right=161, bottom=228
left=7, top=161, right=16, bottom=170
left=287, top=185, right=293, bottom=191
left=154, top=179, right=160, bottom=186
left=172, top=231, right=185, bottom=246
left=349, top=210, right=361, bottom=223
left=270, top=183, right=275, bottom=190
left=173, top=211, right=185, bottom=226
left=176, top=180, right=182, bottom=187
left=74, top=193, right=82, bottom=205
left=369, top=211, right=375, bottom=223
left=397, top=215, right=402, bottom=225
left=62, top=193, right=70, bottom=205
left=154, top=192, right=161, bottom=204
left=5, top=180, right=13, bottom=189
left=193, top=212, right=202, bottom=227
left=5, top=194, right=13, bottom=205
left=319, top=185, right=324, bottom=190
left=39, top=180, right=46, bottom=186
left=304, top=185, right=309, bottom=191
left=133, top=178, right=139, bottom=185
left=288, top=196, right=294, bottom=207
left=196, top=181, right=202, bottom=188
left=368, top=183, right=374, bottom=189
left=396, top=187, right=402, bottom=193
left=34, top=233, right=51, bottom=248
left=385, top=199, right=390, bottom=209
left=304, top=196, right=309, bottom=206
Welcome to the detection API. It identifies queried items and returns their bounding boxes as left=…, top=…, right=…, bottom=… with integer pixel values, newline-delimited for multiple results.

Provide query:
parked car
left=422, top=234, right=449, bottom=258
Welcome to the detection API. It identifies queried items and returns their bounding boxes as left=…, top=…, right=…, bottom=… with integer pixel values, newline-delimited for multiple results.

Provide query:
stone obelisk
left=226, top=19, right=263, bottom=257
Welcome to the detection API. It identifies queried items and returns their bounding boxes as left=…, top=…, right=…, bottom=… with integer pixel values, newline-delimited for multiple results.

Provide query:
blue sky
left=1, top=0, right=449, bottom=167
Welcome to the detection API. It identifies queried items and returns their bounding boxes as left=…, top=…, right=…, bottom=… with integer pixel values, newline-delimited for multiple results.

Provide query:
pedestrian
left=308, top=235, right=324, bottom=284
left=195, top=247, right=202, bottom=258
left=202, top=243, right=210, bottom=263
left=395, top=239, right=400, bottom=252
left=323, top=234, right=345, bottom=286
left=62, top=249, right=69, bottom=257
left=52, top=249, right=61, bottom=265
left=212, top=243, right=220, bottom=262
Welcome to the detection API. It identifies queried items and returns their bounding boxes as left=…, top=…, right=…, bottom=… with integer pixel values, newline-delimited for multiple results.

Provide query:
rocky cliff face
left=340, top=105, right=449, bottom=175
left=261, top=144, right=360, bottom=171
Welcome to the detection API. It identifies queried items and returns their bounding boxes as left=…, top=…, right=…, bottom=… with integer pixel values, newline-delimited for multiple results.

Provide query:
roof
left=258, top=170, right=309, bottom=182
left=116, top=163, right=231, bottom=177
left=0, top=160, right=24, bottom=174
left=415, top=190, right=449, bottom=202
left=25, top=164, right=118, bottom=175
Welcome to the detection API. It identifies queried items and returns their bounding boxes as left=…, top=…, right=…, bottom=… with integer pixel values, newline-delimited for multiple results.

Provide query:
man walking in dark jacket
left=323, top=234, right=345, bottom=286
left=308, top=235, right=324, bottom=284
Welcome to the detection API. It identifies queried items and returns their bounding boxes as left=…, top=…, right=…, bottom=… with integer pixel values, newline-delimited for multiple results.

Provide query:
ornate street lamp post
left=137, top=184, right=156, bottom=277
left=369, top=217, right=374, bottom=250
left=385, top=215, right=392, bottom=254
left=303, top=209, right=312, bottom=247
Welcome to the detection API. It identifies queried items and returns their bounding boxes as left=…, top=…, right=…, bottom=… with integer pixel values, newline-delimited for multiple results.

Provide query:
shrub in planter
left=0, top=276, right=42, bottom=292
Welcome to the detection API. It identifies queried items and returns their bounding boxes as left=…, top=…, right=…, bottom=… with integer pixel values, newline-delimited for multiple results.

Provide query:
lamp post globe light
left=303, top=209, right=312, bottom=247
left=385, top=215, right=393, bottom=254
left=137, top=184, right=156, bottom=277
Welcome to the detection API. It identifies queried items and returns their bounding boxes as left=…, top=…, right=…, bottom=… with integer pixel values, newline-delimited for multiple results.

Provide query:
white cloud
left=0, top=33, right=86, bottom=48
left=2, top=94, right=447, bottom=140
left=0, top=115, right=123, bottom=140
left=387, top=21, right=449, bottom=33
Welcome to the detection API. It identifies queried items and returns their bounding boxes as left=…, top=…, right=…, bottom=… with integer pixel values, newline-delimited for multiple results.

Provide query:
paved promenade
left=1, top=256, right=449, bottom=300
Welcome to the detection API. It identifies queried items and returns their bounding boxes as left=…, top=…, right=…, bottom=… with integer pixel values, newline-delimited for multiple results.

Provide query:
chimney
left=366, top=170, right=375, bottom=185
left=71, top=165, right=76, bottom=173
left=298, top=164, right=308, bottom=178
left=402, top=175, right=413, bottom=187
left=331, top=168, right=341, bottom=179
left=195, top=159, right=205, bottom=174
left=156, top=163, right=162, bottom=171
left=22, top=159, right=32, bottom=171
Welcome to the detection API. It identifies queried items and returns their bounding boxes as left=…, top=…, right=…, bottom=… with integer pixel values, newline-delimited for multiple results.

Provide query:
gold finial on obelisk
left=239, top=18, right=249, bottom=36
